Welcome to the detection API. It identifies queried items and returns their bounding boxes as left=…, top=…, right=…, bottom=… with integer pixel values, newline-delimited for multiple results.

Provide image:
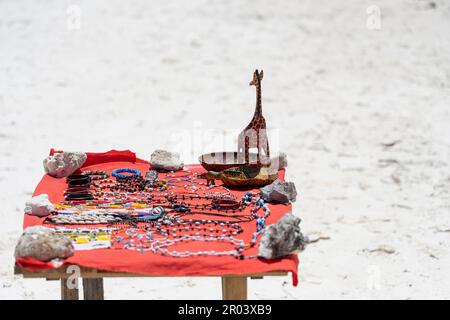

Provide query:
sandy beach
left=0, top=0, right=449, bottom=299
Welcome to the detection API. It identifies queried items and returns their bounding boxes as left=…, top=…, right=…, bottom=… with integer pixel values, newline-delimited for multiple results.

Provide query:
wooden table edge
left=14, top=263, right=288, bottom=279
left=14, top=264, right=289, bottom=300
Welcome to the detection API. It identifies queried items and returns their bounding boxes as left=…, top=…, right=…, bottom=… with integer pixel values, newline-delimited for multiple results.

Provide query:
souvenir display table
left=14, top=150, right=299, bottom=300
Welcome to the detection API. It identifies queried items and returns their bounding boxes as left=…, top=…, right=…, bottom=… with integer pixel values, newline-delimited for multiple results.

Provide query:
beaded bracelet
left=67, top=174, right=90, bottom=187
left=82, top=170, right=109, bottom=180
left=211, top=198, right=242, bottom=211
left=112, top=168, right=141, bottom=180
left=67, top=174, right=90, bottom=182
left=64, top=192, right=94, bottom=201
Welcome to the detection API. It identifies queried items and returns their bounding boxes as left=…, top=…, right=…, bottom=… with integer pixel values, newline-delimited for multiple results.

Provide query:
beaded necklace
left=114, top=229, right=248, bottom=259
left=242, top=192, right=271, bottom=245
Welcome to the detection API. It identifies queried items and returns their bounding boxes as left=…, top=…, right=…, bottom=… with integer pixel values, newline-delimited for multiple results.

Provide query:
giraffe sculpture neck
left=253, top=81, right=262, bottom=120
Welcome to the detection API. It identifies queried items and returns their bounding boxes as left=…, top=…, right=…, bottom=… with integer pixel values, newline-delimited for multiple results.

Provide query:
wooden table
left=14, top=264, right=287, bottom=300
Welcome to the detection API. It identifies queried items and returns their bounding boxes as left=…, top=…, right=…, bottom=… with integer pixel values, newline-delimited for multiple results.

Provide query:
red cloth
left=49, top=148, right=144, bottom=167
left=20, top=150, right=299, bottom=285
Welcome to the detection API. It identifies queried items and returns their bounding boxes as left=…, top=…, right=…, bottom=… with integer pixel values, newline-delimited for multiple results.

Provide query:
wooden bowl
left=198, top=152, right=270, bottom=172
left=220, top=168, right=278, bottom=187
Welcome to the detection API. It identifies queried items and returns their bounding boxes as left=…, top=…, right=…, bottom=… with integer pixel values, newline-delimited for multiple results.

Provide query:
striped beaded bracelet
left=82, top=170, right=109, bottom=180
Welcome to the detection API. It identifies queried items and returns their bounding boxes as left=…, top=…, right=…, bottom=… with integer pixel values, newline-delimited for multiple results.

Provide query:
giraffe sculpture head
left=249, top=69, right=263, bottom=86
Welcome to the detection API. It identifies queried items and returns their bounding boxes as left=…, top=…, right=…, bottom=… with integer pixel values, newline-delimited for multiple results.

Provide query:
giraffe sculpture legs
left=238, top=129, right=271, bottom=166
left=245, top=136, right=250, bottom=164
left=264, top=139, right=270, bottom=163
left=257, top=142, right=270, bottom=165
left=257, top=129, right=270, bottom=165
left=256, top=135, right=262, bottom=165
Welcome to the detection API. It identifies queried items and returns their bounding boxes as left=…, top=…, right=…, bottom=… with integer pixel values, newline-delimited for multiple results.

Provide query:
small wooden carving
left=237, top=69, right=270, bottom=166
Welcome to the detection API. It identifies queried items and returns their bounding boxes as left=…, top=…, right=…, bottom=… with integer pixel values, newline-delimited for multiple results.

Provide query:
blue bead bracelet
left=112, top=168, right=141, bottom=180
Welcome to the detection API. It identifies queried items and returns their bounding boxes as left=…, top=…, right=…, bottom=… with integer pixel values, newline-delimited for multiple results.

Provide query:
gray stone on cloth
left=15, top=226, right=74, bottom=262
left=258, top=212, right=306, bottom=259
left=260, top=178, right=297, bottom=203
left=150, top=149, right=184, bottom=171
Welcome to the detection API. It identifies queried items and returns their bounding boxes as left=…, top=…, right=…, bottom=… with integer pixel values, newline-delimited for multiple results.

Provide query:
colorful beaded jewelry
left=52, top=166, right=275, bottom=259
left=46, top=212, right=122, bottom=225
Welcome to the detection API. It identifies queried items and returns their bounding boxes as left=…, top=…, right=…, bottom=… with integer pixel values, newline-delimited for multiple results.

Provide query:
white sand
left=0, top=0, right=449, bottom=299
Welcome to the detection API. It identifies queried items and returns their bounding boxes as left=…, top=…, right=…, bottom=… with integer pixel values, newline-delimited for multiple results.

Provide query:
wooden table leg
left=221, top=276, right=247, bottom=300
left=61, top=278, right=79, bottom=300
left=82, top=278, right=104, bottom=300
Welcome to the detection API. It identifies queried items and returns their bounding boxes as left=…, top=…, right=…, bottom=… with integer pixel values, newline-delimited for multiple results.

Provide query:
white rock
left=25, top=194, right=54, bottom=217
left=150, top=149, right=184, bottom=171
left=15, top=226, right=74, bottom=262
left=43, top=152, right=87, bottom=178
left=258, top=212, right=306, bottom=259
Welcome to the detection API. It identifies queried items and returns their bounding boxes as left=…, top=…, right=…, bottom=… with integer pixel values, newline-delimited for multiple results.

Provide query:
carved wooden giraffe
left=237, top=69, right=270, bottom=165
